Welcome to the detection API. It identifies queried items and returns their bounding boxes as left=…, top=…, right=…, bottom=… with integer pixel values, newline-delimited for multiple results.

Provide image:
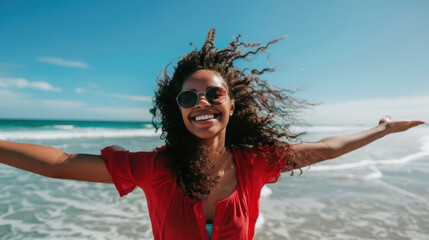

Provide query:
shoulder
left=233, top=145, right=293, bottom=174
left=101, top=145, right=166, bottom=160
left=233, top=145, right=293, bottom=161
left=131, top=145, right=169, bottom=167
left=131, top=145, right=167, bottom=159
left=233, top=145, right=293, bottom=185
left=232, top=146, right=273, bottom=168
left=101, top=145, right=171, bottom=186
left=101, top=145, right=170, bottom=171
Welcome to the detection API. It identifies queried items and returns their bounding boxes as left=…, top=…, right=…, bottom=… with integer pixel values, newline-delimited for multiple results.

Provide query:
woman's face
left=179, top=70, right=234, bottom=140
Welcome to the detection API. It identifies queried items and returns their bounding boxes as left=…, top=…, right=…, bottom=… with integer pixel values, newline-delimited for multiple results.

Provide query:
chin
left=189, top=126, right=227, bottom=140
left=191, top=130, right=220, bottom=139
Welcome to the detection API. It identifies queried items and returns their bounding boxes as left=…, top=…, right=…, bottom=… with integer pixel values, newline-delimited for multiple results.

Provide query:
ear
left=229, top=99, right=235, bottom=116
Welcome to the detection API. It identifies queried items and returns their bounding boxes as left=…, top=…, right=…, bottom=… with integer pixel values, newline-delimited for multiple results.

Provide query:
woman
left=0, top=29, right=424, bottom=240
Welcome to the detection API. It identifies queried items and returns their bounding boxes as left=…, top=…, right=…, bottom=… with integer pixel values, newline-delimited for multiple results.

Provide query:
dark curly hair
left=151, top=29, right=307, bottom=200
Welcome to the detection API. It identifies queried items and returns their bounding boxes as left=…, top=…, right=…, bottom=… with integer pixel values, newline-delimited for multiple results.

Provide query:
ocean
left=0, top=119, right=428, bottom=240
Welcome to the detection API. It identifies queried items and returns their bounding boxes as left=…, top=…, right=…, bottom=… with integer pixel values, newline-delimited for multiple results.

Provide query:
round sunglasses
left=176, top=86, right=228, bottom=109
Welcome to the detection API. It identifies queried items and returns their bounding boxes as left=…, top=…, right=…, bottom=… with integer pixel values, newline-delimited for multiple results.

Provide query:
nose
left=194, top=92, right=210, bottom=108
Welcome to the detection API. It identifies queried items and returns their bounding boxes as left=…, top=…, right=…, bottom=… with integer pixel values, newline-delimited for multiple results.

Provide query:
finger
left=411, top=120, right=425, bottom=125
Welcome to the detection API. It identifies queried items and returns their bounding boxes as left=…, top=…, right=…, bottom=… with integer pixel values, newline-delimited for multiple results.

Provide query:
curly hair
left=151, top=29, right=307, bottom=200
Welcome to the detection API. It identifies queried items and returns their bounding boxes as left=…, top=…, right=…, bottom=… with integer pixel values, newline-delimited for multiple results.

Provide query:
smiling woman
left=0, top=28, right=424, bottom=240
left=150, top=29, right=304, bottom=202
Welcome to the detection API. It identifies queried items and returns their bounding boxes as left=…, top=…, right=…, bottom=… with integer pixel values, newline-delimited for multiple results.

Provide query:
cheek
left=219, top=107, right=232, bottom=123
left=180, top=109, right=192, bottom=127
left=222, top=112, right=231, bottom=124
left=180, top=110, right=188, bottom=121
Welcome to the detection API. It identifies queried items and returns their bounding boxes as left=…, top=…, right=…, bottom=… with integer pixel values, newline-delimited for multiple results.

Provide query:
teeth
left=195, top=114, right=214, bottom=121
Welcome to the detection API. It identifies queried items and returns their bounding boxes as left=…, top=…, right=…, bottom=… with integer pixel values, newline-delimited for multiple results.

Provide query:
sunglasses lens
left=177, top=91, right=198, bottom=108
left=177, top=87, right=227, bottom=108
left=206, top=87, right=227, bottom=105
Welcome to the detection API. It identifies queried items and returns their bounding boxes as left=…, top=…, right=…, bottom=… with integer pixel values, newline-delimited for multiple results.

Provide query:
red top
left=101, top=145, right=291, bottom=240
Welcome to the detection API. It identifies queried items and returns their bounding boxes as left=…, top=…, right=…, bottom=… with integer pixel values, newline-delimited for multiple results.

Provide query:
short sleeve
left=101, top=145, right=136, bottom=197
left=258, top=145, right=294, bottom=185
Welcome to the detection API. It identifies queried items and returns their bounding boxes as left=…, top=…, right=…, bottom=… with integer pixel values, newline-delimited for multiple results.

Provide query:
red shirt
left=101, top=145, right=291, bottom=240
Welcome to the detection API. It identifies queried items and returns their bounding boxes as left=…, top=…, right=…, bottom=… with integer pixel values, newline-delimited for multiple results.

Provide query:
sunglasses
left=176, top=86, right=228, bottom=109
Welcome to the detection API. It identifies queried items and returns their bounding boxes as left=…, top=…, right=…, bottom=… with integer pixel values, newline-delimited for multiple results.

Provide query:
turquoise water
left=0, top=120, right=428, bottom=239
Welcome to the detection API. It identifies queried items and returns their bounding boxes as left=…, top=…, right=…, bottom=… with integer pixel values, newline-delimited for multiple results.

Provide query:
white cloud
left=89, top=107, right=152, bottom=120
left=94, top=91, right=152, bottom=102
left=0, top=77, right=62, bottom=91
left=86, top=82, right=99, bottom=88
left=75, top=87, right=152, bottom=102
left=0, top=63, right=26, bottom=69
left=36, top=99, right=85, bottom=109
left=0, top=89, right=84, bottom=110
left=0, top=88, right=28, bottom=98
left=301, top=96, right=429, bottom=125
left=37, top=57, right=89, bottom=68
left=75, top=88, right=85, bottom=93
left=0, top=88, right=149, bottom=121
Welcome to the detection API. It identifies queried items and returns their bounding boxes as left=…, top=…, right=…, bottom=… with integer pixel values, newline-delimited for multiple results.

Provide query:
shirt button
left=214, top=226, right=219, bottom=230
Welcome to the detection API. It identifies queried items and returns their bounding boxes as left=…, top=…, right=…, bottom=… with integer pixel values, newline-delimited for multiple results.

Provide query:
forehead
left=181, top=70, right=226, bottom=90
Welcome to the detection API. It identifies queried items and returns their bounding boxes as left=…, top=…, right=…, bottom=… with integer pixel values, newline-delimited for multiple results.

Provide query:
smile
left=196, top=114, right=214, bottom=121
left=191, top=113, right=221, bottom=122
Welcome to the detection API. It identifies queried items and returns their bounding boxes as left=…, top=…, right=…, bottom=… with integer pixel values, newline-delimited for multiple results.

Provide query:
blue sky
left=0, top=0, right=428, bottom=124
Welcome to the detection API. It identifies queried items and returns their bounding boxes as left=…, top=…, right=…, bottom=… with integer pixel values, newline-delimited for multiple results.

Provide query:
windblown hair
left=151, top=29, right=307, bottom=200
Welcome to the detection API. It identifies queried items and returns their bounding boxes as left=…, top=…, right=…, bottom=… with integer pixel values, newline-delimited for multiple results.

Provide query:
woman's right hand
left=0, top=140, right=112, bottom=183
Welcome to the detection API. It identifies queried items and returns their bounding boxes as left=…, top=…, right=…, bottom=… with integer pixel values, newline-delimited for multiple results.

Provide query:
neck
left=202, top=138, right=225, bottom=153
left=201, top=132, right=230, bottom=171
left=201, top=130, right=227, bottom=154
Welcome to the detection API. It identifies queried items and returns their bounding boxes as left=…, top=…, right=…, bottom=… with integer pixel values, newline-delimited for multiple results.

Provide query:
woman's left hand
left=289, top=115, right=425, bottom=171
left=379, top=115, right=425, bottom=134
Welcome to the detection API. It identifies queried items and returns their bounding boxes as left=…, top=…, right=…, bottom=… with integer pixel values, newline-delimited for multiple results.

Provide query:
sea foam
left=0, top=128, right=160, bottom=140
left=290, top=125, right=369, bottom=133
left=309, top=135, right=429, bottom=172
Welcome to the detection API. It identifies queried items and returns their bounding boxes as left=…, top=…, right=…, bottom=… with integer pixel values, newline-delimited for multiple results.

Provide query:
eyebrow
left=185, top=86, right=218, bottom=91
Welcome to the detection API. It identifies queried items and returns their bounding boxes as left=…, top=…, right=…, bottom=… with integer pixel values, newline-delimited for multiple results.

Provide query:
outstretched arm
left=0, top=140, right=112, bottom=183
left=283, top=115, right=425, bottom=171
